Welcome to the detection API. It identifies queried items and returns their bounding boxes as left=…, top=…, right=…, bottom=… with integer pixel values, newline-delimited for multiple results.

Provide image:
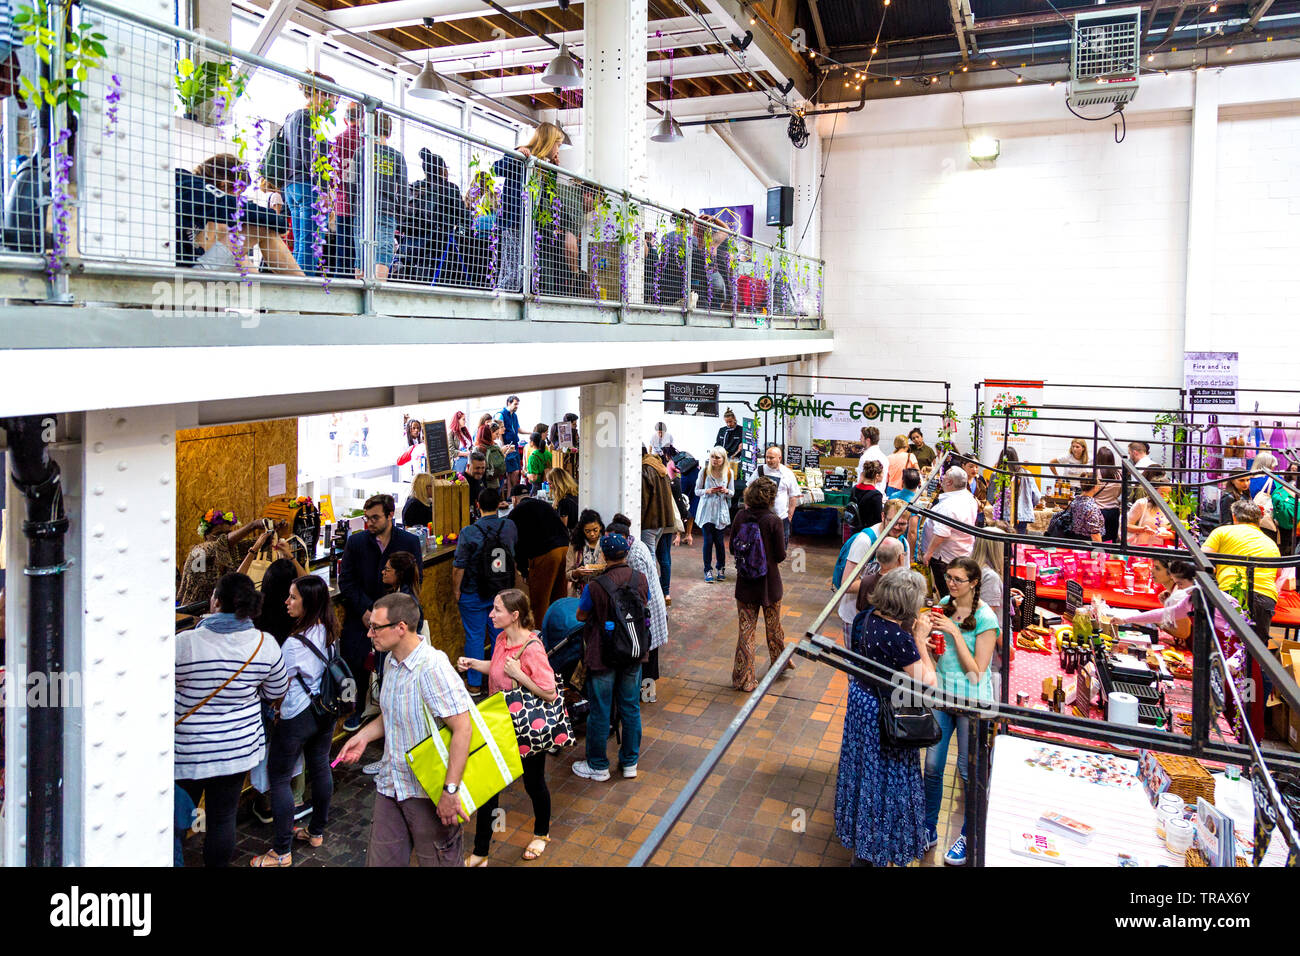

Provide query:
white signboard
left=1184, top=351, right=1238, bottom=410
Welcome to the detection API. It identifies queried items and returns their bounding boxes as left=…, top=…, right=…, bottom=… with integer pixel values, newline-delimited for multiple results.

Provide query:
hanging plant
left=308, top=99, right=336, bottom=290
left=103, top=72, right=120, bottom=137
left=174, top=57, right=246, bottom=125
left=47, top=127, right=74, bottom=280
left=937, top=403, right=960, bottom=454
left=15, top=0, right=107, bottom=115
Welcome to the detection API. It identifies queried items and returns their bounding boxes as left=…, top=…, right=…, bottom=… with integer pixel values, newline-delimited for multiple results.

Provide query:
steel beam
left=698, top=0, right=813, bottom=100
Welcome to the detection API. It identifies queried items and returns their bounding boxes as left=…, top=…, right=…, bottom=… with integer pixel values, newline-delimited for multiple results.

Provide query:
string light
left=1016, top=75, right=1023, bottom=83
left=883, top=0, right=890, bottom=6
left=1147, top=53, right=1155, bottom=61
left=991, top=59, right=997, bottom=66
left=961, top=64, right=968, bottom=72
left=894, top=77, right=901, bottom=85
left=1209, top=2, right=1217, bottom=10
left=871, top=45, right=878, bottom=55
left=1226, top=46, right=1234, bottom=54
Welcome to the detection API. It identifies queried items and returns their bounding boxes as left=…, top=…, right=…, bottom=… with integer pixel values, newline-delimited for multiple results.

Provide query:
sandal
left=293, top=827, right=324, bottom=848
left=522, top=836, right=550, bottom=861
left=465, top=853, right=489, bottom=867
left=249, top=849, right=292, bottom=867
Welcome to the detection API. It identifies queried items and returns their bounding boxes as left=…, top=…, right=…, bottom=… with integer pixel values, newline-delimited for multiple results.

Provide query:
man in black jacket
left=716, top=407, right=745, bottom=520
left=338, top=493, right=423, bottom=731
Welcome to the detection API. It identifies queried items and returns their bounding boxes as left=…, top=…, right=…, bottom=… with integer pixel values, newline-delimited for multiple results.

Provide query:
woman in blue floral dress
left=835, top=568, right=937, bottom=866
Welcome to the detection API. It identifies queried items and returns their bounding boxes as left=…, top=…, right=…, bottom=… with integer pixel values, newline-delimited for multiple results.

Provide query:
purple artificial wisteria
left=48, top=128, right=74, bottom=281
left=103, top=73, right=121, bottom=137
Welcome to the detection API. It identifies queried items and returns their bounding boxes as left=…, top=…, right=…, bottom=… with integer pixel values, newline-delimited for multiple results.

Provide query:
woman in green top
left=921, top=555, right=998, bottom=867
left=525, top=431, right=552, bottom=492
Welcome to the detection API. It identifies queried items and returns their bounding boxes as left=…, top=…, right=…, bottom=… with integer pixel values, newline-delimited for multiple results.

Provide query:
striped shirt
left=175, top=620, right=288, bottom=779
left=373, top=639, right=475, bottom=801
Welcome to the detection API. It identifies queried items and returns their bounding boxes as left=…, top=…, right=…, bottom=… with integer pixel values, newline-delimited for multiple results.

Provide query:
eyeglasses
left=944, top=574, right=970, bottom=584
left=367, top=621, right=401, bottom=633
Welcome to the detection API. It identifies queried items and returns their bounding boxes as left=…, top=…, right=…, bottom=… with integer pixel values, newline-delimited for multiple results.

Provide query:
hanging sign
left=664, top=381, right=720, bottom=417
left=1184, top=352, right=1239, bottom=410
left=982, top=380, right=1044, bottom=468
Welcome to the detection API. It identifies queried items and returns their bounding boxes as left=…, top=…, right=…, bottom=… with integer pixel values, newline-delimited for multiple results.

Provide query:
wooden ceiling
left=315, top=0, right=776, bottom=110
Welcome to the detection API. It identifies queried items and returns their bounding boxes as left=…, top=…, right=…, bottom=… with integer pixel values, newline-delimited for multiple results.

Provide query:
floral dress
left=834, top=611, right=928, bottom=865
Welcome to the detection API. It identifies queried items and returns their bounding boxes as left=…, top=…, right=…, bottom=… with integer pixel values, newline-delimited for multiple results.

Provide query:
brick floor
left=184, top=533, right=966, bottom=867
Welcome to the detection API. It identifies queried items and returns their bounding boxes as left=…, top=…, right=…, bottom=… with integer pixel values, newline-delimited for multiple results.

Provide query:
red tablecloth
left=1032, top=582, right=1300, bottom=627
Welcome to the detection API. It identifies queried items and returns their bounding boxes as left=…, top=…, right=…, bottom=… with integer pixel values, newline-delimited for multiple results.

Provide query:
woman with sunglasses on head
left=251, top=576, right=340, bottom=867
left=921, top=555, right=998, bottom=867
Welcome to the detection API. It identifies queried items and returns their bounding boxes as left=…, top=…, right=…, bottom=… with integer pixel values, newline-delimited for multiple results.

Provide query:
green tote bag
left=404, top=691, right=523, bottom=823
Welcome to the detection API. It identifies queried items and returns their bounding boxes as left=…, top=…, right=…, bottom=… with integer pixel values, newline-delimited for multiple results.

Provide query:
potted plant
left=175, top=57, right=246, bottom=125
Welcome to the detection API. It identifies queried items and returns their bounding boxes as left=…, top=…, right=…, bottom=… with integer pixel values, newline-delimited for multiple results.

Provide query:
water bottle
left=540, top=481, right=550, bottom=502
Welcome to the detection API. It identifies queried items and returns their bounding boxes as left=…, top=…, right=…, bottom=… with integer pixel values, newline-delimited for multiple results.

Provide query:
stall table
left=1033, top=582, right=1300, bottom=628
left=985, top=734, right=1288, bottom=866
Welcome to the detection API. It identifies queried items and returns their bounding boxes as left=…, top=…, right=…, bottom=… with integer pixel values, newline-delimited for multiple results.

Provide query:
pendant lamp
left=542, top=42, right=583, bottom=89
left=410, top=60, right=450, bottom=100
left=651, top=111, right=683, bottom=142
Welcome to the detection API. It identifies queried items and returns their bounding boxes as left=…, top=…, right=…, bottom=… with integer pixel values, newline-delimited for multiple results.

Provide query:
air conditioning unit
left=1069, top=7, right=1141, bottom=110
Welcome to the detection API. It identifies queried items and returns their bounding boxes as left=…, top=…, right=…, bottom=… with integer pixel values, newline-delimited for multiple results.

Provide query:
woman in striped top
left=175, top=573, right=288, bottom=867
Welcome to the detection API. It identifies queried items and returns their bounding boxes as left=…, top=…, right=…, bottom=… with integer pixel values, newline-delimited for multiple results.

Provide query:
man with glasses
left=336, top=593, right=473, bottom=867
left=921, top=466, right=978, bottom=599
left=339, top=494, right=423, bottom=733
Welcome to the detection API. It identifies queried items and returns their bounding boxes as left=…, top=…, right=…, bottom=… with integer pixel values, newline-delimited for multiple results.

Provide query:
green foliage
left=175, top=57, right=247, bottom=118
left=16, top=0, right=106, bottom=114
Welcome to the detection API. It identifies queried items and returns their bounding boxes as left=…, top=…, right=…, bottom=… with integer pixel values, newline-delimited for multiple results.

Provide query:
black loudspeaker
left=766, top=185, right=793, bottom=227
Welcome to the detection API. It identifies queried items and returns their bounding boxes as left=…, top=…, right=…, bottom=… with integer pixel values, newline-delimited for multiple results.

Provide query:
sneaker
left=342, top=715, right=364, bottom=733
left=944, top=834, right=967, bottom=866
left=252, top=801, right=274, bottom=825
left=704, top=570, right=714, bottom=583
left=620, top=764, right=638, bottom=779
left=571, top=760, right=611, bottom=782
left=293, top=802, right=313, bottom=821
left=717, top=568, right=726, bottom=581
left=362, top=760, right=384, bottom=776
left=468, top=686, right=484, bottom=699
left=922, top=827, right=939, bottom=852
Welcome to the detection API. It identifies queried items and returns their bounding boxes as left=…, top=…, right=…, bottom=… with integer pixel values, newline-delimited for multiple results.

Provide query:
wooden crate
left=431, top=479, right=469, bottom=538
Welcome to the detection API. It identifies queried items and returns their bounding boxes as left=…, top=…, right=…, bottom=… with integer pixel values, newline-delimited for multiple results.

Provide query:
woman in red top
left=456, top=588, right=557, bottom=865
left=450, top=411, right=474, bottom=474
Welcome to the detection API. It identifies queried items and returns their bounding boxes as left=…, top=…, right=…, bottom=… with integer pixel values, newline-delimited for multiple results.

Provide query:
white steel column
left=578, top=370, right=643, bottom=538
left=78, top=406, right=178, bottom=866
left=791, top=119, right=822, bottom=257
left=1182, top=70, right=1220, bottom=351
left=582, top=0, right=648, bottom=191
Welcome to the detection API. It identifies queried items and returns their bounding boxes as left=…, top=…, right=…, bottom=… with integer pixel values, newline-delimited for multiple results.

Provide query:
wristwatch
left=443, top=782, right=460, bottom=795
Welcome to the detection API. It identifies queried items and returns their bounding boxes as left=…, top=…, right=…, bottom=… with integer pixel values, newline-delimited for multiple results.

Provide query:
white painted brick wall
left=818, top=93, right=1300, bottom=439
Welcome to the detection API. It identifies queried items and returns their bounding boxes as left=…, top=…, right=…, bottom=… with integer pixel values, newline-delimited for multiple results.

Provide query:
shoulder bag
left=864, top=610, right=940, bottom=749
left=502, top=636, right=576, bottom=755
left=176, top=631, right=266, bottom=726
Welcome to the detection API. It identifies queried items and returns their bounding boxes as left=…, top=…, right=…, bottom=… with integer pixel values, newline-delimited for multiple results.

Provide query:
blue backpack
left=731, top=519, right=769, bottom=579
left=832, top=527, right=877, bottom=590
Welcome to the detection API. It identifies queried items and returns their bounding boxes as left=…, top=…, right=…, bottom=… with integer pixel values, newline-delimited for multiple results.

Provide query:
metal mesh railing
left=5, top=0, right=825, bottom=325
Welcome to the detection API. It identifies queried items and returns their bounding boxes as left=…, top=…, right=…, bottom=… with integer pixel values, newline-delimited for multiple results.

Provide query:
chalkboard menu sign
left=786, top=445, right=803, bottom=468
left=422, top=419, right=453, bottom=477
left=804, top=451, right=821, bottom=471
left=1064, top=580, right=1084, bottom=616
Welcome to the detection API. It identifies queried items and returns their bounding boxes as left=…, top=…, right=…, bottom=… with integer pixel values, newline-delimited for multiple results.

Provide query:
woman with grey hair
left=834, top=568, right=936, bottom=867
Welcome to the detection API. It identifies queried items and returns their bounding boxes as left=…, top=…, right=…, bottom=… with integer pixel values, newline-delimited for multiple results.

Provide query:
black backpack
left=474, top=520, right=516, bottom=598
left=673, top=451, right=699, bottom=475
left=291, top=633, right=356, bottom=719
left=843, top=498, right=862, bottom=533
left=1046, top=505, right=1080, bottom=541
left=259, top=123, right=292, bottom=192
left=594, top=571, right=651, bottom=669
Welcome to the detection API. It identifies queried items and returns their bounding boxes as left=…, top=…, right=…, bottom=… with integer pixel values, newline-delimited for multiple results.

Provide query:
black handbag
left=875, top=683, right=942, bottom=749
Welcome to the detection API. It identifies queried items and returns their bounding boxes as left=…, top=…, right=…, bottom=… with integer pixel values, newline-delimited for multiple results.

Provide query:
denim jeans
left=584, top=664, right=642, bottom=771
left=655, top=531, right=672, bottom=596
left=702, top=522, right=726, bottom=573
left=283, top=180, right=319, bottom=275
left=923, top=708, right=971, bottom=831
left=177, top=771, right=246, bottom=867
left=782, top=516, right=791, bottom=546
left=640, top=526, right=663, bottom=557
left=457, top=591, right=502, bottom=689
left=268, top=706, right=335, bottom=854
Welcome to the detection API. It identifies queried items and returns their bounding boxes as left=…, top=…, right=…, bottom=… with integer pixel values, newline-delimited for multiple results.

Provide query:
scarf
left=197, top=611, right=257, bottom=634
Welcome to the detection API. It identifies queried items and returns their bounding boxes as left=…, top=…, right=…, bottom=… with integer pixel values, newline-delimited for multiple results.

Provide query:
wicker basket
left=1186, top=847, right=1248, bottom=867
left=1151, top=753, right=1215, bottom=806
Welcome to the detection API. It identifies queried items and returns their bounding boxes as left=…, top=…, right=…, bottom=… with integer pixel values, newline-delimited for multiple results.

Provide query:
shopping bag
left=404, top=691, right=522, bottom=823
